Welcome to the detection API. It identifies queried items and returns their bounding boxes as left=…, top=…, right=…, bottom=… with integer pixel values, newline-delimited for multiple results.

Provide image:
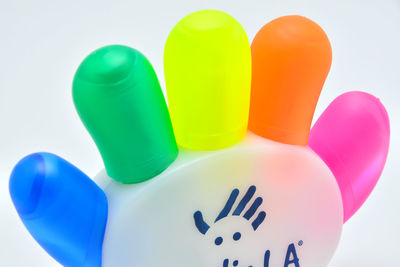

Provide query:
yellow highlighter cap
left=164, top=10, right=251, bottom=150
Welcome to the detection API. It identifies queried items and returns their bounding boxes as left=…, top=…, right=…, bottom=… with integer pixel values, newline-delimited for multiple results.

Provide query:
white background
left=0, top=0, right=399, bottom=266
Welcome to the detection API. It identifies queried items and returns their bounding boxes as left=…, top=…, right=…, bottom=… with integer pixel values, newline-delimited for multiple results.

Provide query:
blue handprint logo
left=194, top=185, right=266, bottom=266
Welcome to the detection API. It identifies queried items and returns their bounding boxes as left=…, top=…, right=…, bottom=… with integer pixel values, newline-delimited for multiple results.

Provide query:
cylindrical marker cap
left=249, top=15, right=332, bottom=146
left=164, top=10, right=252, bottom=150
left=9, top=152, right=108, bottom=266
left=309, top=91, right=390, bottom=222
left=73, top=45, right=178, bottom=184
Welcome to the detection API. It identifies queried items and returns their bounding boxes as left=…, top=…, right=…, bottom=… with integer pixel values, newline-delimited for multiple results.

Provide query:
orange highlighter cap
left=249, top=15, right=332, bottom=146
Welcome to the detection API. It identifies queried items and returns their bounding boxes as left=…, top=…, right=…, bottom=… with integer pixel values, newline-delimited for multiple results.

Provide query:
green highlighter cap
left=73, top=45, right=178, bottom=184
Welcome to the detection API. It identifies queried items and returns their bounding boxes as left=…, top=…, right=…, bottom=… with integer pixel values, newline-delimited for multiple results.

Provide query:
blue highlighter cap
left=9, top=152, right=108, bottom=267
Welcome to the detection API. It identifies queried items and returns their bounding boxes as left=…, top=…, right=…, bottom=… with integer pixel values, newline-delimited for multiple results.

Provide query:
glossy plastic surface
left=164, top=9, right=252, bottom=150
left=309, top=91, right=390, bottom=222
left=8, top=11, right=391, bottom=267
left=249, top=15, right=332, bottom=146
left=98, top=133, right=343, bottom=267
left=9, top=152, right=108, bottom=267
left=73, top=45, right=178, bottom=184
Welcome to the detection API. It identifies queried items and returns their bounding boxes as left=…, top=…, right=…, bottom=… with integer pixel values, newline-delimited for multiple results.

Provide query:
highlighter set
left=9, top=10, right=390, bottom=267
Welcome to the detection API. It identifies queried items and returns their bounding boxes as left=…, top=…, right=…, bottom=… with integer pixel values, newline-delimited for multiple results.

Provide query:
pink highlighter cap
left=309, top=91, right=390, bottom=222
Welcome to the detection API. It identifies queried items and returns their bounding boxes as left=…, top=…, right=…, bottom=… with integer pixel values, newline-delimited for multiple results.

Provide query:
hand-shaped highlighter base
left=9, top=10, right=390, bottom=267
left=97, top=132, right=342, bottom=267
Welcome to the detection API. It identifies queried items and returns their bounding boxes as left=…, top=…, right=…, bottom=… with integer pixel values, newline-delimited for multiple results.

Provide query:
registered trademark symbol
left=298, top=240, right=303, bottom=246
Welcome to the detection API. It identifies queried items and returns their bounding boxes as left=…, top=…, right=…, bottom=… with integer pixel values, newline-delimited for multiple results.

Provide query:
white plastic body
left=95, top=133, right=343, bottom=267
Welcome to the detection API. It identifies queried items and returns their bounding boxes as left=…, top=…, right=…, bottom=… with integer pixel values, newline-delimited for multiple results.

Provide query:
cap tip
left=9, top=153, right=49, bottom=215
left=74, top=45, right=138, bottom=85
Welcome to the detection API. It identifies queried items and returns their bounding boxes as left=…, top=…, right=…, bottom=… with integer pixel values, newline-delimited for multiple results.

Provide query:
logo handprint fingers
left=215, top=188, right=240, bottom=222
left=193, top=211, right=210, bottom=235
left=252, top=211, right=267, bottom=231
left=231, top=186, right=267, bottom=230
left=232, top=185, right=256, bottom=216
left=193, top=186, right=267, bottom=265
left=194, top=186, right=266, bottom=235
left=243, top=196, right=263, bottom=220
